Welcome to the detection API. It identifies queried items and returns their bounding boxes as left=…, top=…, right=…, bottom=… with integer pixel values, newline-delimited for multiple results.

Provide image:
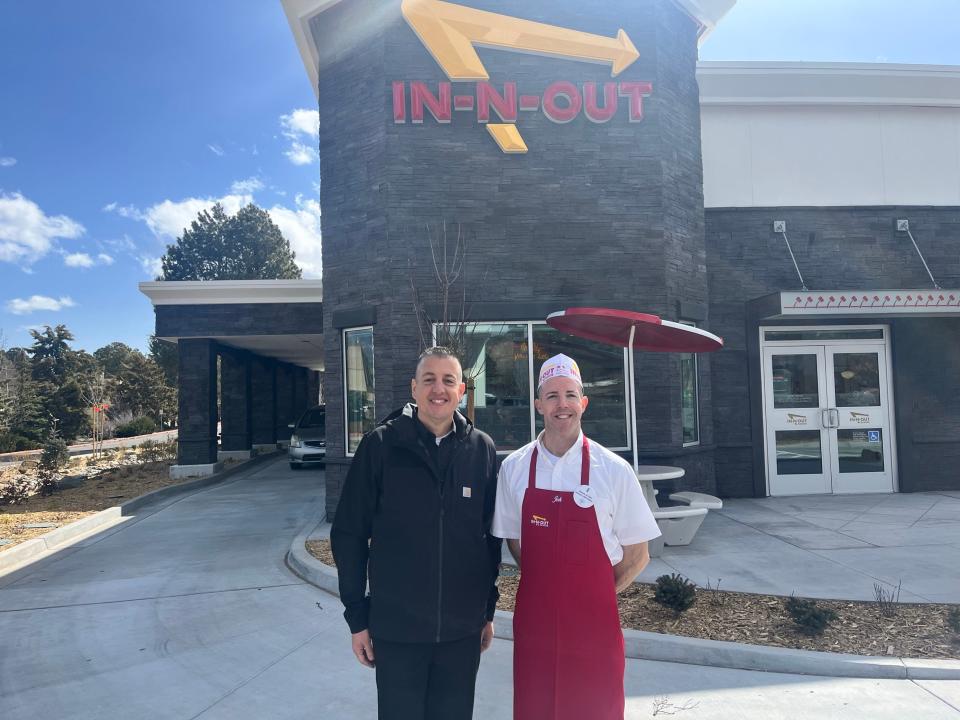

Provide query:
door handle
left=829, top=408, right=840, bottom=428
left=821, top=409, right=830, bottom=429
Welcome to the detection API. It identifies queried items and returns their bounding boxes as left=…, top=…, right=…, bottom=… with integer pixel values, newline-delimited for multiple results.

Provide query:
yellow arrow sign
left=401, top=0, right=640, bottom=81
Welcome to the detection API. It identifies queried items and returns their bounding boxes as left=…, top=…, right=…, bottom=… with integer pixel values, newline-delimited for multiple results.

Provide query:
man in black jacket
left=331, top=346, right=501, bottom=720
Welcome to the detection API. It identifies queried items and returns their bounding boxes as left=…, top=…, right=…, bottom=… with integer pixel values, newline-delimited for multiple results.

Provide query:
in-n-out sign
left=397, top=0, right=653, bottom=153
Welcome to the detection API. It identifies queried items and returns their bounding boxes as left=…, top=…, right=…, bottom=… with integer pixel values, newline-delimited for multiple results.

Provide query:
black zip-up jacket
left=331, top=404, right=501, bottom=643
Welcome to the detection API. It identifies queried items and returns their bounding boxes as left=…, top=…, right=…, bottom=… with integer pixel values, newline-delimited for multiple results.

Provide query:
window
left=533, top=325, right=628, bottom=449
left=343, top=327, right=375, bottom=455
left=435, top=321, right=629, bottom=452
left=679, top=321, right=700, bottom=446
left=456, top=323, right=531, bottom=451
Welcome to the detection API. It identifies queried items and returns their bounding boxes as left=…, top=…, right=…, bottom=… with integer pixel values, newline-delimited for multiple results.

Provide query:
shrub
left=0, top=477, right=32, bottom=505
left=139, top=439, right=176, bottom=463
left=873, top=580, right=902, bottom=618
left=654, top=573, right=697, bottom=614
left=114, top=416, right=157, bottom=438
left=39, top=434, right=70, bottom=473
left=785, top=595, right=837, bottom=636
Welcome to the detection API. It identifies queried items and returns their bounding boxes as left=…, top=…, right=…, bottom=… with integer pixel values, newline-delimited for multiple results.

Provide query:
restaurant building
left=141, top=0, right=960, bottom=519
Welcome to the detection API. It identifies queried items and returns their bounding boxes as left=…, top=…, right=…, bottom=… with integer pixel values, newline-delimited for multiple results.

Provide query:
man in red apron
left=492, top=354, right=660, bottom=720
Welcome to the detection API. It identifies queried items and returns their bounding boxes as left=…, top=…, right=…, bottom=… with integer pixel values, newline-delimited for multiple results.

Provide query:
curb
left=284, top=520, right=960, bottom=681
left=0, top=451, right=279, bottom=575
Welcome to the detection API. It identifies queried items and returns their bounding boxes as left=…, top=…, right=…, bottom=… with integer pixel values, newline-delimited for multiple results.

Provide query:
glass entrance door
left=763, top=346, right=831, bottom=495
left=762, top=334, right=895, bottom=496
left=827, top=346, right=893, bottom=493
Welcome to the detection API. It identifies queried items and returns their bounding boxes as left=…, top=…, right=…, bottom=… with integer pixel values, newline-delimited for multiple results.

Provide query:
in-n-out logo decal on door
left=395, top=0, right=653, bottom=153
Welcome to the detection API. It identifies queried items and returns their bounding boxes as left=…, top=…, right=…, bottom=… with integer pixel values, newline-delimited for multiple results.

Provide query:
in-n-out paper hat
left=538, top=354, right=583, bottom=389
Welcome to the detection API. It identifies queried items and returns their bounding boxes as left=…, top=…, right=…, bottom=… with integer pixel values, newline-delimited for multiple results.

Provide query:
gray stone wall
left=220, top=349, right=251, bottom=452
left=177, top=339, right=218, bottom=465
left=251, top=355, right=277, bottom=446
left=705, top=205, right=960, bottom=496
left=315, top=0, right=713, bottom=518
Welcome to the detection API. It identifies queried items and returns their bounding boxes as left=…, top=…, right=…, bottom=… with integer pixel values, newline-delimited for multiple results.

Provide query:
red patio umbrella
left=546, top=307, right=723, bottom=472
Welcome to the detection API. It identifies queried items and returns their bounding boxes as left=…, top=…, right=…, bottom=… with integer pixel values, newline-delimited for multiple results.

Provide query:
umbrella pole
left=628, top=324, right=638, bottom=472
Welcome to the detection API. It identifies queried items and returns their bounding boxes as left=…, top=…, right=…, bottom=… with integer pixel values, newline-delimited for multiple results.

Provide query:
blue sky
left=1, top=0, right=958, bottom=355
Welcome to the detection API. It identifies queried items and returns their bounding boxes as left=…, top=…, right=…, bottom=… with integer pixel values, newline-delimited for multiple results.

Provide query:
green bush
left=654, top=573, right=697, bottom=614
left=0, top=478, right=32, bottom=505
left=39, top=434, right=69, bottom=473
left=139, top=439, right=176, bottom=463
left=785, top=595, right=837, bottom=636
left=114, top=416, right=158, bottom=438
left=0, top=434, right=36, bottom=453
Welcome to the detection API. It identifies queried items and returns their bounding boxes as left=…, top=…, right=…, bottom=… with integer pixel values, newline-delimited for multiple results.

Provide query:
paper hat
left=538, top=354, right=583, bottom=389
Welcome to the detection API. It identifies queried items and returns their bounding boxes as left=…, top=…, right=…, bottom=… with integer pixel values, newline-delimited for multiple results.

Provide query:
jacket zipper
left=436, top=498, right=444, bottom=642
left=435, top=438, right=458, bottom=643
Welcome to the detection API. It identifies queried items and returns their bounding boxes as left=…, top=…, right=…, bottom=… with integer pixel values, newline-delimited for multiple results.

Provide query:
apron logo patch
left=530, top=514, right=550, bottom=528
left=553, top=495, right=563, bottom=503
left=462, top=486, right=472, bottom=498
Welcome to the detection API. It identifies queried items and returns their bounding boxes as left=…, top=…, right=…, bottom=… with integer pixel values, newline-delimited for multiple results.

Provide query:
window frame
left=342, top=325, right=375, bottom=458
left=679, top=320, right=701, bottom=447
left=431, top=320, right=631, bottom=454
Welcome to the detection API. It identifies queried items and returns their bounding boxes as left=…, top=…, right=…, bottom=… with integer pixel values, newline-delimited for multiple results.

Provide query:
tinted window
left=300, top=408, right=326, bottom=430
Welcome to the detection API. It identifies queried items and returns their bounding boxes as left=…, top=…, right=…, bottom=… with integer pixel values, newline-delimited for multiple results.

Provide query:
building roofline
left=698, top=61, right=960, bottom=108
left=139, top=280, right=323, bottom=306
left=280, top=0, right=737, bottom=100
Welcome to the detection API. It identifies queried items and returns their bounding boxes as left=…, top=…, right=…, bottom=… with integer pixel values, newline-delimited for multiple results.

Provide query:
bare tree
left=409, top=222, right=494, bottom=422
left=81, top=372, right=111, bottom=461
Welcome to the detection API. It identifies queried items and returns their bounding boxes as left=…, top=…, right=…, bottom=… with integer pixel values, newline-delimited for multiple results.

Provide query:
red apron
left=513, top=437, right=625, bottom=720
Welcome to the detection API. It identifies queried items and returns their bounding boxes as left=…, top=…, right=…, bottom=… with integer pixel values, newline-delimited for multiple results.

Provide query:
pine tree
left=159, top=202, right=302, bottom=280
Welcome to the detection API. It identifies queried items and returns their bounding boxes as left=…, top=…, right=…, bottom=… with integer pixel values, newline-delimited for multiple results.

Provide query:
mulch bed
left=306, top=538, right=960, bottom=660
left=0, top=450, right=192, bottom=550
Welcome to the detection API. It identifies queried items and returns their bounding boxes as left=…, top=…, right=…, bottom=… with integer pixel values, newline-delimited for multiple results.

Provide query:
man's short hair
left=415, top=346, right=463, bottom=380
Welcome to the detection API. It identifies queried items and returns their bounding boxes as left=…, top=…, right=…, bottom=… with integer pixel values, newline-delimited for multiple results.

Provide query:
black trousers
left=372, top=632, right=482, bottom=720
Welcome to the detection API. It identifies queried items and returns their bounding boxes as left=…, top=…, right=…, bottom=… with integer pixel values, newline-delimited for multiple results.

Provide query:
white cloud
left=0, top=192, right=85, bottom=266
left=285, top=143, right=316, bottom=166
left=6, top=295, right=76, bottom=315
left=62, top=251, right=114, bottom=269
left=281, top=109, right=319, bottom=138
left=280, top=109, right=319, bottom=165
left=143, top=194, right=252, bottom=239
left=268, top=194, right=322, bottom=278
left=230, top=176, right=264, bottom=194
left=139, top=255, right=163, bottom=278
left=207, top=144, right=225, bottom=157
left=102, top=203, right=143, bottom=221
left=106, top=193, right=253, bottom=239
left=0, top=157, right=16, bottom=167
left=64, top=252, right=94, bottom=268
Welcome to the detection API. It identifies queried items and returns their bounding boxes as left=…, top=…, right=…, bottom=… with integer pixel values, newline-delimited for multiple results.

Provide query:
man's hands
left=351, top=629, right=375, bottom=668
left=352, top=623, right=493, bottom=666
left=480, top=621, right=495, bottom=653
left=614, top=541, right=650, bottom=593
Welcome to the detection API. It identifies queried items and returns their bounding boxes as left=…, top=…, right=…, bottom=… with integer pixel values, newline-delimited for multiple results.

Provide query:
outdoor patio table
left=634, top=464, right=685, bottom=512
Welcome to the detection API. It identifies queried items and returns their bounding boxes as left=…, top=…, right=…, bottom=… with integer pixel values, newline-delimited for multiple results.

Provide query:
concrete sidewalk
left=1, top=458, right=958, bottom=718
left=640, top=492, right=960, bottom=603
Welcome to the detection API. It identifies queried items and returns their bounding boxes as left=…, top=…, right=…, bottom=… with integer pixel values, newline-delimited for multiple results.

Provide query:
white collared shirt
left=492, top=432, right=660, bottom=565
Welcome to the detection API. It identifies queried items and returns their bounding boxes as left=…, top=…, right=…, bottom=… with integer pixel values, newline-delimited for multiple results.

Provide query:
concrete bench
left=654, top=507, right=708, bottom=547
left=669, top=491, right=723, bottom=511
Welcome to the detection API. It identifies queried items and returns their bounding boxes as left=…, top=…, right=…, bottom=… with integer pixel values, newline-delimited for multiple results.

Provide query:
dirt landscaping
left=305, top=538, right=960, bottom=660
left=0, top=444, right=210, bottom=551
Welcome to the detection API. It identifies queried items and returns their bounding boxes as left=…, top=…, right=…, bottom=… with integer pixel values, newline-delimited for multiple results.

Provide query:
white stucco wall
left=699, top=62, right=960, bottom=208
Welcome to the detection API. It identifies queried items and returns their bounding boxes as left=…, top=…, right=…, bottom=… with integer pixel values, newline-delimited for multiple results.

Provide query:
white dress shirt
left=492, top=432, right=661, bottom=565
